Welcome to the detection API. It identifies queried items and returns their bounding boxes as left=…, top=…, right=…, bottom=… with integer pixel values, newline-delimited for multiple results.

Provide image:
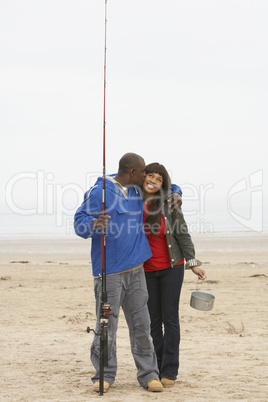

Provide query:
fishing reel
left=86, top=302, right=117, bottom=335
left=101, top=302, right=112, bottom=319
left=87, top=326, right=97, bottom=335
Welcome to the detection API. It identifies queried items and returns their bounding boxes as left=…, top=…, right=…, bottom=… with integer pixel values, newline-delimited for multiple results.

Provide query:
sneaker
left=93, top=380, right=110, bottom=393
left=161, top=378, right=175, bottom=388
left=147, top=379, right=163, bottom=392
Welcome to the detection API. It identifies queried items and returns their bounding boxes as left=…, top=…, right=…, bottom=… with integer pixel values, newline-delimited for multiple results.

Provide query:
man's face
left=131, top=159, right=146, bottom=186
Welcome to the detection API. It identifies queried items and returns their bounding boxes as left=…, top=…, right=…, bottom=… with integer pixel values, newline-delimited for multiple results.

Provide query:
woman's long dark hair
left=143, top=163, right=171, bottom=236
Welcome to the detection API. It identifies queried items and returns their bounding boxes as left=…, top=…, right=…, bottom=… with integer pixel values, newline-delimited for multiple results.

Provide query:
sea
left=0, top=209, right=267, bottom=239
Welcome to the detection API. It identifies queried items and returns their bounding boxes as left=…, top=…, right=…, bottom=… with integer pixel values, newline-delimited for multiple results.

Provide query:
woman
left=142, top=163, right=206, bottom=388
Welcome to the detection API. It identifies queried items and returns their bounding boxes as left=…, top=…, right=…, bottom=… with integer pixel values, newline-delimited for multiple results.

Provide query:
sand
left=1, top=234, right=268, bottom=401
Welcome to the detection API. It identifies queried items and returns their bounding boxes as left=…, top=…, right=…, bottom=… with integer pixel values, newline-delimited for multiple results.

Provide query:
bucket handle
left=195, top=278, right=212, bottom=293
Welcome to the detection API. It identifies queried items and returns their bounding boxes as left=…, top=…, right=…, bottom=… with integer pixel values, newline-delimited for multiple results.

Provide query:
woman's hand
left=191, top=266, right=207, bottom=280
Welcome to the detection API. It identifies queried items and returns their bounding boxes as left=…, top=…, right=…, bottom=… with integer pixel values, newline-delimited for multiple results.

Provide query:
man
left=74, top=153, right=181, bottom=393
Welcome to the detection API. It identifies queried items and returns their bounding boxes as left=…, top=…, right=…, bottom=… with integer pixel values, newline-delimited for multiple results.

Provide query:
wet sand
left=1, top=234, right=268, bottom=401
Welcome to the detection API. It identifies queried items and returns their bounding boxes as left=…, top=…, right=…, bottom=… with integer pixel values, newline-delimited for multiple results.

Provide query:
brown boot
left=147, top=379, right=163, bottom=392
left=93, top=381, right=110, bottom=393
left=161, top=378, right=175, bottom=388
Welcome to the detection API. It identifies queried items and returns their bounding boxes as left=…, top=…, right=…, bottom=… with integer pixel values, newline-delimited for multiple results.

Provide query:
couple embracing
left=74, top=152, right=206, bottom=393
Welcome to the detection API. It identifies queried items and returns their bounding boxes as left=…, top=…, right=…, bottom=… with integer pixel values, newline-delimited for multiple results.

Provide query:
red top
left=143, top=204, right=184, bottom=272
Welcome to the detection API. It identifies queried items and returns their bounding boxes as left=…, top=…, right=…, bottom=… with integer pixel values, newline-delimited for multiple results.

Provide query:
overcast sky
left=0, top=0, right=267, bottom=235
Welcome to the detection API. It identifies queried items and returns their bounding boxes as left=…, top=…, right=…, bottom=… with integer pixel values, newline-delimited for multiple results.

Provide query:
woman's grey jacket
left=162, top=195, right=202, bottom=269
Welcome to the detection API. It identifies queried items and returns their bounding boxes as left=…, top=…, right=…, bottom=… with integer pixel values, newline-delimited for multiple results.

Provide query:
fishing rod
left=99, top=0, right=111, bottom=396
left=87, top=0, right=111, bottom=396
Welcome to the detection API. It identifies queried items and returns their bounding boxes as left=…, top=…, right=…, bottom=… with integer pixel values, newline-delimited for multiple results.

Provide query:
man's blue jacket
left=74, top=176, right=182, bottom=277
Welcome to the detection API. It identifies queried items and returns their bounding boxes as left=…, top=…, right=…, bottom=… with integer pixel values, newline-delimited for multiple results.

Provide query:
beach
left=1, top=234, right=268, bottom=401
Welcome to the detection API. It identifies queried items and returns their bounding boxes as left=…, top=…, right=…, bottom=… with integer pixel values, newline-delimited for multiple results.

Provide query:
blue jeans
left=91, top=267, right=159, bottom=388
left=145, top=264, right=184, bottom=380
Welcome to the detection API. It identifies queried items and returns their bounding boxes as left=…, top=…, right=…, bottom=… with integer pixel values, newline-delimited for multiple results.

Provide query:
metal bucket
left=190, top=280, right=215, bottom=311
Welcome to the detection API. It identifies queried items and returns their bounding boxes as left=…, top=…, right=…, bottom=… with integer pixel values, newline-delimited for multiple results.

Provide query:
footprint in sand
left=10, top=261, right=30, bottom=264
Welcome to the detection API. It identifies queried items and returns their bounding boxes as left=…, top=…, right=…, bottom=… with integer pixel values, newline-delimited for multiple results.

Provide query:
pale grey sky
left=0, top=0, right=267, bottom=234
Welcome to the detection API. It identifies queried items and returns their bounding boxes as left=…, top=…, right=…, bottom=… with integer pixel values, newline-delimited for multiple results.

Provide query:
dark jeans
left=145, top=264, right=184, bottom=380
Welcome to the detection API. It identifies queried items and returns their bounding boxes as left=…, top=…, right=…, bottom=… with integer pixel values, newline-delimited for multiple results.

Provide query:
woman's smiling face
left=143, top=172, right=163, bottom=194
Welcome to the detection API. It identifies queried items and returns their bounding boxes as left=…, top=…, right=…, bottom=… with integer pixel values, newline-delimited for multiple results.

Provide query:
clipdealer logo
left=5, top=169, right=265, bottom=234
left=227, top=170, right=263, bottom=232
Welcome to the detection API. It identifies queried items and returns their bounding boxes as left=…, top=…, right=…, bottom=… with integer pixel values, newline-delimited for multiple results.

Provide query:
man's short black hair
left=118, top=153, right=144, bottom=173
